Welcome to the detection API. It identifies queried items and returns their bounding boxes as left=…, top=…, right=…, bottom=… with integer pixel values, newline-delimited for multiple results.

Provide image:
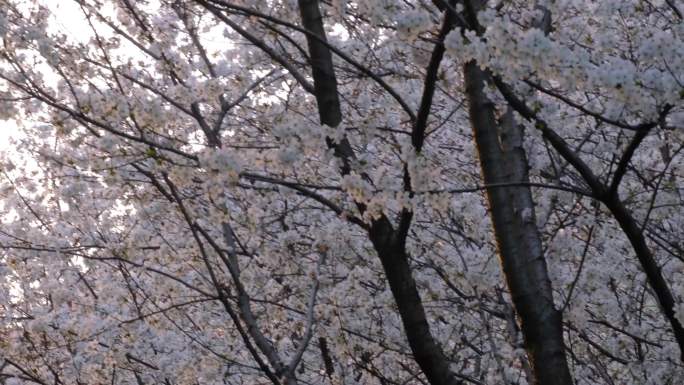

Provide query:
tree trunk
left=463, top=61, right=572, bottom=385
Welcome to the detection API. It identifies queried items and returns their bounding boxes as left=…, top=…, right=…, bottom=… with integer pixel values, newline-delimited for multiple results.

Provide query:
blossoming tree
left=0, top=0, right=682, bottom=384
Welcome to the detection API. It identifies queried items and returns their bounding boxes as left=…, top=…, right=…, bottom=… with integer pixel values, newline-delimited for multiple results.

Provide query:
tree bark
left=463, top=61, right=572, bottom=385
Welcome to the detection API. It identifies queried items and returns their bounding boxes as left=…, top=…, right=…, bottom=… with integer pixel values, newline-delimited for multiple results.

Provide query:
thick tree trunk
left=463, top=62, right=572, bottom=385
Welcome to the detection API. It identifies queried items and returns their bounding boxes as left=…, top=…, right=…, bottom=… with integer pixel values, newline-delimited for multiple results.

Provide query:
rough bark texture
left=463, top=62, right=572, bottom=385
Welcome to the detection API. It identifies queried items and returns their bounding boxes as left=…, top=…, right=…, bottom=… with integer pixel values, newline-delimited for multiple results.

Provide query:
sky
left=1, top=1, right=89, bottom=150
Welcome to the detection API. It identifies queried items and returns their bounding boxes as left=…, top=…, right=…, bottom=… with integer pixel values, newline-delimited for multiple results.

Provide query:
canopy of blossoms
left=0, top=1, right=682, bottom=384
